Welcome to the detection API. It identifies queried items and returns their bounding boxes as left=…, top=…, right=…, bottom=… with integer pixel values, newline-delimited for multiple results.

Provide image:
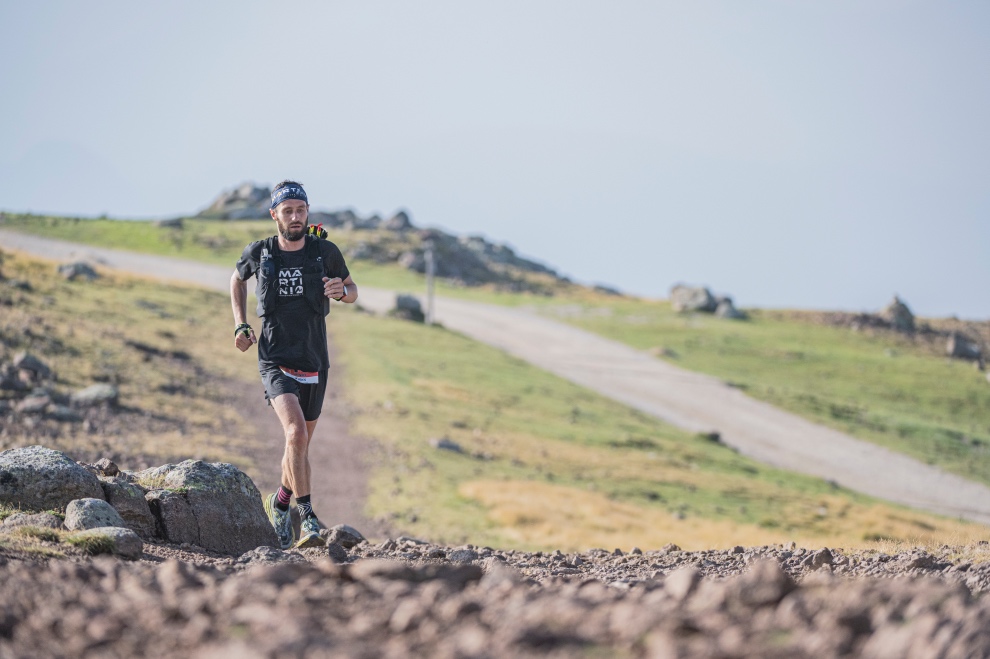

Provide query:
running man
left=230, top=180, right=357, bottom=549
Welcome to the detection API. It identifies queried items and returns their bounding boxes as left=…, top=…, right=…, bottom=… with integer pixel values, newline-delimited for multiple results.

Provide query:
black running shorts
left=259, top=362, right=328, bottom=421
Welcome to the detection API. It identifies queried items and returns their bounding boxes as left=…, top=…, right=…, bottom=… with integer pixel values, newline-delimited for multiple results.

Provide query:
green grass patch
left=525, top=299, right=990, bottom=487
left=64, top=532, right=116, bottom=555
left=332, top=308, right=982, bottom=550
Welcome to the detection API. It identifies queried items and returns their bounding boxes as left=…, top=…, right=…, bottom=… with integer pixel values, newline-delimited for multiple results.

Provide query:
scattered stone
left=429, top=437, right=463, bottom=453
left=390, top=294, right=425, bottom=323
left=48, top=405, right=82, bottom=422
left=94, top=458, right=120, bottom=477
left=70, top=383, right=119, bottom=408
left=57, top=262, right=99, bottom=281
left=324, top=525, right=364, bottom=550
left=13, top=352, right=52, bottom=380
left=326, top=542, right=348, bottom=563
left=449, top=548, right=479, bottom=563
left=15, top=394, right=50, bottom=414
left=810, top=547, right=834, bottom=569
left=0, top=445, right=105, bottom=511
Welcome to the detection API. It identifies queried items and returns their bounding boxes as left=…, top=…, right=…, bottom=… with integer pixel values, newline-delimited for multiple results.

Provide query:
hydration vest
left=255, top=234, right=330, bottom=319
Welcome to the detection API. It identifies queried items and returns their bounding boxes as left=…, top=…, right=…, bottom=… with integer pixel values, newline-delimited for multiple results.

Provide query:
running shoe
left=263, top=492, right=295, bottom=550
left=296, top=514, right=326, bottom=549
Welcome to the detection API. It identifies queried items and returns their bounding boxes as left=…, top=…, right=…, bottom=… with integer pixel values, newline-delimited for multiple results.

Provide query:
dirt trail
left=4, top=228, right=990, bottom=526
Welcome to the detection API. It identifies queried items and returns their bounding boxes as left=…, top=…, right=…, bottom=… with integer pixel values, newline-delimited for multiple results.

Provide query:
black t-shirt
left=235, top=237, right=349, bottom=371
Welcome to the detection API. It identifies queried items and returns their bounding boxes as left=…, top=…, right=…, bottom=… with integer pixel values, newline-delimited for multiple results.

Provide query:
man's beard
left=277, top=220, right=307, bottom=241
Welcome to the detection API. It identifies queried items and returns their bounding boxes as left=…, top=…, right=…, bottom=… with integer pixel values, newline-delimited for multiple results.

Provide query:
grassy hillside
left=2, top=249, right=983, bottom=551
left=3, top=215, right=989, bottom=494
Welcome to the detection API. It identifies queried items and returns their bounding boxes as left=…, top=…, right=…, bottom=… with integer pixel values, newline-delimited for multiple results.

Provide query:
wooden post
left=424, top=240, right=435, bottom=326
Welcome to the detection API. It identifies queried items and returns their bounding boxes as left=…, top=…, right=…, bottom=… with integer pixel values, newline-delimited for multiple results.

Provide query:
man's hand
left=323, top=277, right=345, bottom=301
left=234, top=326, right=257, bottom=352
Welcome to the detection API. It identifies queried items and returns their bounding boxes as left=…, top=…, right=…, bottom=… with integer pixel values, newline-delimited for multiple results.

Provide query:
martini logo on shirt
left=279, top=268, right=303, bottom=296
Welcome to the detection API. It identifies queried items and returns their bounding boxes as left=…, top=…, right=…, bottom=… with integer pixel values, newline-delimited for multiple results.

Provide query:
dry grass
left=459, top=479, right=987, bottom=552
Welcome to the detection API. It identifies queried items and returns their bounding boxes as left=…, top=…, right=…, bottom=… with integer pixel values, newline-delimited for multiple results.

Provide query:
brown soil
left=1, top=537, right=990, bottom=657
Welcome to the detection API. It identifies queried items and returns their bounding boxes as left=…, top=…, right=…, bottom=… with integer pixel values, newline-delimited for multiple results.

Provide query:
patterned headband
left=270, top=185, right=308, bottom=210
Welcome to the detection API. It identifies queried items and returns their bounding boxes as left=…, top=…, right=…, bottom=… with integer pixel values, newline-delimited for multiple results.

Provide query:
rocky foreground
left=1, top=535, right=989, bottom=658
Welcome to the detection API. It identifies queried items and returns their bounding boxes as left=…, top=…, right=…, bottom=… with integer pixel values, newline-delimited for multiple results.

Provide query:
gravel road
left=3, top=228, right=990, bottom=526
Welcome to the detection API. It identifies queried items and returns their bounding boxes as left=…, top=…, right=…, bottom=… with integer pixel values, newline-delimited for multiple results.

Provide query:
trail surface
left=4, top=228, right=990, bottom=525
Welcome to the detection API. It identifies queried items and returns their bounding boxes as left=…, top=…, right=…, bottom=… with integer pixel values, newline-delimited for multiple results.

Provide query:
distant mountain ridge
left=197, top=182, right=572, bottom=293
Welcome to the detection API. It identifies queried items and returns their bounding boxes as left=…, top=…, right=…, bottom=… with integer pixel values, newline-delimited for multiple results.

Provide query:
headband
left=270, top=185, right=308, bottom=210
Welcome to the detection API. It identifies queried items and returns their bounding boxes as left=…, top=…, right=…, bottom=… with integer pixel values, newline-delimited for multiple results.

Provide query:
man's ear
left=270, top=208, right=277, bottom=220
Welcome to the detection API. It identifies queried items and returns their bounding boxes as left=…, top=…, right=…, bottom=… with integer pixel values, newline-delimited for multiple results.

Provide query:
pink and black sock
left=275, top=485, right=292, bottom=512
left=296, top=494, right=314, bottom=520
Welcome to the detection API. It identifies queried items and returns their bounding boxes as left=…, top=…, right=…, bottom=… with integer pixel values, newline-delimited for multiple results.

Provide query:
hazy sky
left=2, top=2, right=988, bottom=318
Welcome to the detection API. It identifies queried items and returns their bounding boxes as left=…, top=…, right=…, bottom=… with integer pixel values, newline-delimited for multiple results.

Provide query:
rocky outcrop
left=0, top=445, right=105, bottom=511
left=0, top=447, right=277, bottom=555
left=947, top=332, right=982, bottom=360
left=670, top=284, right=717, bottom=313
left=881, top=295, right=915, bottom=332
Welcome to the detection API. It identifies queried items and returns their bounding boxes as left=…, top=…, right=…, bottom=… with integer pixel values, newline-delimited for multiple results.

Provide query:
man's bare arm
left=230, top=270, right=257, bottom=351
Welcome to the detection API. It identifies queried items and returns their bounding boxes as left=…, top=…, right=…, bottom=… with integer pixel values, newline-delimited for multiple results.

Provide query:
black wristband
left=235, top=323, right=252, bottom=337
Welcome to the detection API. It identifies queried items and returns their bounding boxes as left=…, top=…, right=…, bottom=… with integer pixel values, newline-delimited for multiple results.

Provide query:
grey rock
left=325, top=525, right=364, bottom=549
left=48, top=405, right=82, bottom=422
left=665, top=567, right=701, bottom=600
left=1, top=512, right=63, bottom=530
left=430, top=437, right=463, bottom=453
left=13, top=352, right=52, bottom=380
left=70, top=383, right=119, bottom=408
left=101, top=480, right=156, bottom=538
left=383, top=210, right=413, bottom=231
left=0, top=445, right=105, bottom=511
left=449, top=549, right=480, bottom=563
left=137, top=460, right=277, bottom=554
left=947, top=333, right=982, bottom=360
left=810, top=548, right=834, bottom=569
left=390, top=294, right=425, bottom=323
left=64, top=498, right=126, bottom=531
left=881, top=296, right=915, bottom=332
left=715, top=299, right=747, bottom=320
left=94, top=458, right=120, bottom=477
left=146, top=489, right=198, bottom=545
left=670, top=285, right=717, bottom=313
left=70, top=526, right=143, bottom=559
left=57, top=262, right=99, bottom=281
left=15, top=394, right=50, bottom=414
left=326, top=542, right=348, bottom=563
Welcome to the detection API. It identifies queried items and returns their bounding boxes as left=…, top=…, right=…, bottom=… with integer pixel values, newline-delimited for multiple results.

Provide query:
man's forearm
left=230, top=272, right=249, bottom=325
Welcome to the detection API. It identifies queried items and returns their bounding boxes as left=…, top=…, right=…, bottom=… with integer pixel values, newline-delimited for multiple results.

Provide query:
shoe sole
left=263, top=494, right=295, bottom=550
left=295, top=532, right=326, bottom=549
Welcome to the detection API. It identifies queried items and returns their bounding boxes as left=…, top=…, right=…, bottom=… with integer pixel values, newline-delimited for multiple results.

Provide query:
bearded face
left=271, top=199, right=309, bottom=241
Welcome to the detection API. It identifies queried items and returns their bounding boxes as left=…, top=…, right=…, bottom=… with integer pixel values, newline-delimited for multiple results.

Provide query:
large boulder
left=13, top=352, right=52, bottom=381
left=670, top=285, right=717, bottom=313
left=881, top=296, right=915, bottom=332
left=383, top=210, right=413, bottom=231
left=101, top=480, right=157, bottom=538
left=0, top=445, right=105, bottom=511
left=715, top=298, right=747, bottom=320
left=64, top=497, right=126, bottom=531
left=136, top=460, right=277, bottom=554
